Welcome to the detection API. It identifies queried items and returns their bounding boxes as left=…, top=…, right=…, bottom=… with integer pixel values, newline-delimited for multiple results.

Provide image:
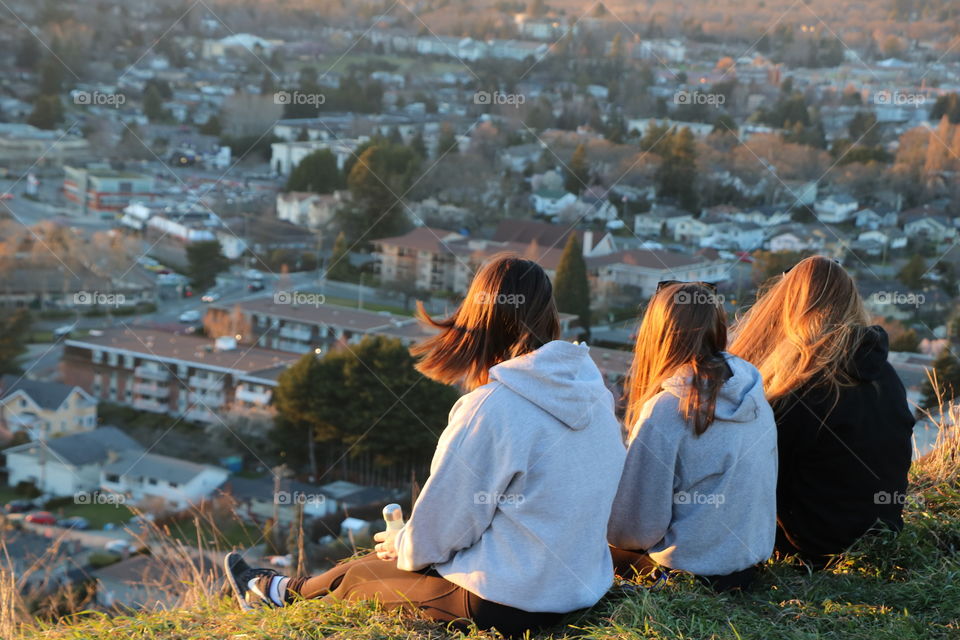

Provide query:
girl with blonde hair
left=730, top=256, right=914, bottom=566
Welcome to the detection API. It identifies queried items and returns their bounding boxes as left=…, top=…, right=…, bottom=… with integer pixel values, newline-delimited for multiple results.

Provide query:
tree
left=751, top=250, right=806, bottom=283
left=337, top=143, right=420, bottom=242
left=564, top=143, right=590, bottom=194
left=27, top=95, right=62, bottom=130
left=889, top=328, right=920, bottom=353
left=898, top=254, right=927, bottom=289
left=921, top=347, right=960, bottom=409
left=554, top=234, right=591, bottom=335
left=143, top=84, right=167, bottom=122
left=186, top=239, right=229, bottom=291
left=326, top=231, right=357, bottom=282
left=285, top=149, right=343, bottom=193
left=436, top=124, right=459, bottom=157
left=656, top=127, right=699, bottom=212
left=15, top=37, right=40, bottom=71
left=0, top=309, right=30, bottom=374
left=272, top=337, right=459, bottom=482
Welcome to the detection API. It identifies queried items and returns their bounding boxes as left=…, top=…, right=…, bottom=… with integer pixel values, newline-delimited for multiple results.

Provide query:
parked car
left=267, top=554, right=292, bottom=568
left=104, top=539, right=138, bottom=554
left=25, top=511, right=56, bottom=525
left=57, top=516, right=90, bottom=530
left=179, top=309, right=201, bottom=323
left=4, top=499, right=35, bottom=513
left=247, top=280, right=265, bottom=292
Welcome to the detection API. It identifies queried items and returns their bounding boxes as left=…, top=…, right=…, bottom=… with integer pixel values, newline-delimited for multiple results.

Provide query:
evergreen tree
left=564, top=143, right=590, bottom=194
left=143, top=84, right=167, bottom=122
left=0, top=310, right=30, bottom=374
left=326, top=231, right=357, bottom=282
left=898, top=254, right=927, bottom=289
left=436, top=124, right=459, bottom=157
left=554, top=234, right=591, bottom=335
left=656, top=127, right=699, bottom=212
left=26, top=95, right=62, bottom=130
left=186, top=239, right=229, bottom=291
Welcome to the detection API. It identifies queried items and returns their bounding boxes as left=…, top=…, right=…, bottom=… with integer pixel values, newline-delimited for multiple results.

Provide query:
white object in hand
left=383, top=503, right=404, bottom=531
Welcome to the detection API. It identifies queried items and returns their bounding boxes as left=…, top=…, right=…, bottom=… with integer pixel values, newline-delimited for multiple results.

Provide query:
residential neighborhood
left=0, top=0, right=958, bottom=631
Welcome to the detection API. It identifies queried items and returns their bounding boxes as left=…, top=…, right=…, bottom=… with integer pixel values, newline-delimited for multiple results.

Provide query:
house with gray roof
left=101, top=451, right=228, bottom=511
left=0, top=374, right=97, bottom=440
left=3, top=426, right=143, bottom=496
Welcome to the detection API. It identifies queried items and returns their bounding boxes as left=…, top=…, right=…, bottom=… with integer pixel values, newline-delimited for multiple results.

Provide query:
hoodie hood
left=661, top=353, right=764, bottom=423
left=849, top=325, right=889, bottom=382
left=488, top=340, right=613, bottom=431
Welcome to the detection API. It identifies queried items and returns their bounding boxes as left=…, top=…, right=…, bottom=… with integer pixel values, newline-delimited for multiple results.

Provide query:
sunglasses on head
left=656, top=280, right=718, bottom=293
left=782, top=258, right=841, bottom=275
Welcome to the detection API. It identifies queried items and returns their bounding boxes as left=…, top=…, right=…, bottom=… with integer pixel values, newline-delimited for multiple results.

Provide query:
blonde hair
left=729, top=255, right=870, bottom=409
left=624, top=282, right=728, bottom=437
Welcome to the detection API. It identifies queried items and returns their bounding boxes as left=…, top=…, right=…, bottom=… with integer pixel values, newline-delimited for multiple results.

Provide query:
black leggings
left=285, top=553, right=563, bottom=637
left=610, top=546, right=758, bottom=592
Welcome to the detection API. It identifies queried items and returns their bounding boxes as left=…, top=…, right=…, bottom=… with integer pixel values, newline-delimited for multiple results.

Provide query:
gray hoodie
left=607, top=353, right=777, bottom=576
left=394, top=340, right=626, bottom=613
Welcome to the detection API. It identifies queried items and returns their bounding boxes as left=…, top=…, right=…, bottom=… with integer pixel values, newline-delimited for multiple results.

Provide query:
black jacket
left=775, top=326, right=915, bottom=559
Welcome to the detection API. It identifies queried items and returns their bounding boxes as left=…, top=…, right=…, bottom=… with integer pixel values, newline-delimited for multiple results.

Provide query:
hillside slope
left=9, top=434, right=960, bottom=640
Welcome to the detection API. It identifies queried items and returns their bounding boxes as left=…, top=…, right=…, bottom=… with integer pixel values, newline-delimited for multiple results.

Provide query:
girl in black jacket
left=730, top=256, right=915, bottom=566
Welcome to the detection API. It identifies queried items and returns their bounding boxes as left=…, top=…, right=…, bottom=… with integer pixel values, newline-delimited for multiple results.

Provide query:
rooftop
left=64, top=328, right=299, bottom=376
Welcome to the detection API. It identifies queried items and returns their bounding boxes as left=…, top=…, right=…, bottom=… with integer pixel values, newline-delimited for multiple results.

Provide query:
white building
left=276, top=191, right=346, bottom=229
left=101, top=452, right=228, bottom=511
left=531, top=188, right=577, bottom=215
left=814, top=193, right=859, bottom=223
left=4, top=427, right=143, bottom=497
left=270, top=139, right=363, bottom=176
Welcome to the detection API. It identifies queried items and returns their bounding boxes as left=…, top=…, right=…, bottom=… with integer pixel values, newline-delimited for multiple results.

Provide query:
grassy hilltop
left=5, top=429, right=960, bottom=640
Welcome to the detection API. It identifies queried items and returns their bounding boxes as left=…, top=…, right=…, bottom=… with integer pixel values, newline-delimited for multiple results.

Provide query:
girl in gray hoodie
left=225, top=254, right=625, bottom=636
left=607, top=281, right=777, bottom=591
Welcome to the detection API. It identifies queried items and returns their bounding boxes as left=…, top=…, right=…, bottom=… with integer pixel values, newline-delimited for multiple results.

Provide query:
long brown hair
left=729, top=255, right=870, bottom=409
left=411, top=253, right=560, bottom=390
left=624, top=282, right=729, bottom=437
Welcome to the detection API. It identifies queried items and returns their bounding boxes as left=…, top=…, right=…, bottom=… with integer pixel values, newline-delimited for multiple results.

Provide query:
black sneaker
left=224, top=551, right=281, bottom=611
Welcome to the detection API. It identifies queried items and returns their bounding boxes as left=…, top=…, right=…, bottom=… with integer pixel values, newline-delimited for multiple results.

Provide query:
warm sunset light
left=0, top=2, right=957, bottom=640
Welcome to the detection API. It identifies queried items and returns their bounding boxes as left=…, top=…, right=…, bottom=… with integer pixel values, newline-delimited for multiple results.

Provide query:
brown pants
left=285, top=553, right=562, bottom=637
left=610, top=546, right=757, bottom=592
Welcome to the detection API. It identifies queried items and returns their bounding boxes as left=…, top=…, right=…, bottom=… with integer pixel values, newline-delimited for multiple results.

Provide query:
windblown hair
left=729, top=255, right=870, bottom=409
left=411, top=253, right=560, bottom=390
left=624, top=282, right=729, bottom=437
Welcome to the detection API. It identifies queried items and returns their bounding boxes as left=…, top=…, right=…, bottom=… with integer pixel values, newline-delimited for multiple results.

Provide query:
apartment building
left=206, top=297, right=434, bottom=354
left=63, top=165, right=157, bottom=215
left=60, top=330, right=299, bottom=424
